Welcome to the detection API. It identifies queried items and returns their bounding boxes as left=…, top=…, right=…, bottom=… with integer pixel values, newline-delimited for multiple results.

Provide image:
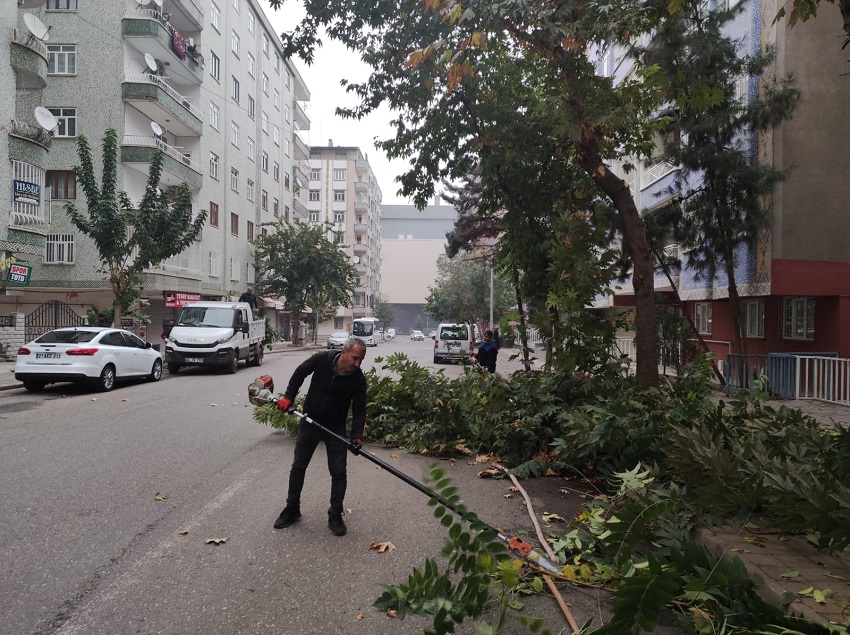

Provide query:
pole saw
left=248, top=376, right=563, bottom=576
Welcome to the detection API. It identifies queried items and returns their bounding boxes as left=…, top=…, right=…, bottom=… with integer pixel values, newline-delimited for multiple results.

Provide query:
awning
left=260, top=297, right=285, bottom=310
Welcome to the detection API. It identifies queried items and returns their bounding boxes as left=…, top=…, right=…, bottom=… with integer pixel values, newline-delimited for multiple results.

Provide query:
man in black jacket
left=274, top=337, right=367, bottom=536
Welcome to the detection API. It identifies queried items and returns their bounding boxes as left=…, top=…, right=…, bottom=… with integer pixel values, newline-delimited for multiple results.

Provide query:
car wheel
left=149, top=359, right=163, bottom=381
left=168, top=363, right=181, bottom=374
left=23, top=380, right=46, bottom=392
left=433, top=354, right=440, bottom=364
left=97, top=364, right=116, bottom=392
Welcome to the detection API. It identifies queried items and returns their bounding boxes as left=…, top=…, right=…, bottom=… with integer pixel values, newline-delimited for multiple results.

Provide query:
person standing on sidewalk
left=274, top=337, right=368, bottom=536
left=475, top=329, right=499, bottom=373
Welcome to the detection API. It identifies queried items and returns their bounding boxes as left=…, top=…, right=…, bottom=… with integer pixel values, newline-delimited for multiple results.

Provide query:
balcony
left=122, top=9, right=203, bottom=85
left=10, top=160, right=48, bottom=228
left=293, top=133, right=309, bottom=160
left=10, top=28, right=47, bottom=89
left=123, top=75, right=203, bottom=136
left=354, top=199, right=368, bottom=213
left=353, top=243, right=367, bottom=255
left=352, top=306, right=370, bottom=317
left=355, top=264, right=367, bottom=275
left=354, top=222, right=368, bottom=234
left=169, top=0, right=204, bottom=31
left=121, top=135, right=202, bottom=189
left=640, top=158, right=679, bottom=190
left=293, top=101, right=310, bottom=131
left=355, top=159, right=369, bottom=174
left=354, top=179, right=368, bottom=193
left=9, top=119, right=51, bottom=152
left=292, top=196, right=309, bottom=219
left=294, top=161, right=308, bottom=188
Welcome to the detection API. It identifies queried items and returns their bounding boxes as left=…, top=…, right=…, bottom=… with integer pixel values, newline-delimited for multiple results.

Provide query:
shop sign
left=164, top=291, right=202, bottom=308
left=13, top=180, right=40, bottom=205
left=6, top=263, right=31, bottom=286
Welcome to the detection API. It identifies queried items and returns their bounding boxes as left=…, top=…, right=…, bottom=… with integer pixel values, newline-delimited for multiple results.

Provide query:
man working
left=274, top=337, right=368, bottom=536
left=239, top=287, right=257, bottom=310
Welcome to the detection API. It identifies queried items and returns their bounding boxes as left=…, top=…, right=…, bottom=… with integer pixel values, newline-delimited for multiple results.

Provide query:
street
left=0, top=337, right=608, bottom=635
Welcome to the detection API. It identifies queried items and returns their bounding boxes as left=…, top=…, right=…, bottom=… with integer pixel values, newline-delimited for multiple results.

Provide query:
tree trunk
left=577, top=146, right=658, bottom=387
left=512, top=274, right=532, bottom=373
left=724, top=248, right=746, bottom=358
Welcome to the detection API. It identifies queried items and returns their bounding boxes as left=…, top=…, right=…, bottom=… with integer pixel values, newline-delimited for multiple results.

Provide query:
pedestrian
left=476, top=329, right=499, bottom=373
left=239, top=287, right=257, bottom=310
left=161, top=318, right=175, bottom=341
left=274, top=337, right=368, bottom=536
left=94, top=314, right=108, bottom=327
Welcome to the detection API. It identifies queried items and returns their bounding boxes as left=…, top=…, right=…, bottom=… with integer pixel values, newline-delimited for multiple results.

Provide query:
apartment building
left=2, top=0, right=310, bottom=338
left=597, top=1, right=850, bottom=360
left=304, top=143, right=382, bottom=332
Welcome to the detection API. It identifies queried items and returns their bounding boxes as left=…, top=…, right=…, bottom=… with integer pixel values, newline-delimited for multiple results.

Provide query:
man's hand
left=277, top=397, right=295, bottom=413
left=349, top=438, right=363, bottom=455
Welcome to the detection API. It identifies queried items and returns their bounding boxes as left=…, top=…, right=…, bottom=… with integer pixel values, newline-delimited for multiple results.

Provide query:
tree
left=641, top=1, right=800, bottom=356
left=272, top=0, right=667, bottom=385
left=65, top=129, right=207, bottom=326
left=372, top=292, right=399, bottom=330
left=775, top=0, right=850, bottom=49
left=253, top=220, right=357, bottom=340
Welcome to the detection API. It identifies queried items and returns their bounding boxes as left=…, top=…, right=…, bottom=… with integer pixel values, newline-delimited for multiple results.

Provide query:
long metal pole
left=489, top=263, right=494, bottom=329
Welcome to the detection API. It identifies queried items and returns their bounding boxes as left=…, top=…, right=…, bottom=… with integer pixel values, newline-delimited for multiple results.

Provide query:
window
left=248, top=53, right=255, bottom=77
left=48, top=108, right=76, bottom=137
left=274, top=90, right=280, bottom=110
left=210, top=52, right=220, bottom=81
left=261, top=151, right=268, bottom=172
left=47, top=0, right=76, bottom=9
left=248, top=95, right=255, bottom=119
left=46, top=170, right=76, bottom=199
left=45, top=233, right=74, bottom=263
left=210, top=251, right=221, bottom=277
left=209, top=201, right=219, bottom=227
left=248, top=12, right=255, bottom=34
left=231, top=31, right=240, bottom=57
left=308, top=211, right=319, bottom=223
left=274, top=162, right=280, bottom=182
left=695, top=302, right=712, bottom=335
left=209, top=101, right=220, bottom=129
left=231, top=76, right=240, bottom=102
left=284, top=104, right=291, bottom=123
left=230, top=212, right=239, bottom=236
left=230, top=257, right=240, bottom=281
left=743, top=299, right=764, bottom=339
left=273, top=198, right=279, bottom=217
left=333, top=190, right=345, bottom=202
left=230, top=121, right=239, bottom=147
left=261, top=190, right=268, bottom=210
left=262, top=34, right=269, bottom=56
left=284, top=205, right=290, bottom=221
left=209, top=152, right=219, bottom=179
left=210, top=1, right=220, bottom=30
left=247, top=220, right=254, bottom=241
left=355, top=235, right=362, bottom=244
left=274, top=54, right=280, bottom=72
left=261, top=112, right=268, bottom=134
left=262, top=73, right=269, bottom=95
left=283, top=172, right=289, bottom=189
left=47, top=45, right=76, bottom=75
left=783, top=297, right=816, bottom=340
left=230, top=167, right=239, bottom=191
left=310, top=168, right=321, bottom=180
left=285, top=69, right=292, bottom=89
left=284, top=138, right=291, bottom=158
left=247, top=179, right=255, bottom=202
left=334, top=210, right=345, bottom=223
left=308, top=190, right=320, bottom=202
left=333, top=169, right=347, bottom=181
left=247, top=137, right=255, bottom=161
left=273, top=126, right=280, bottom=146
left=335, top=151, right=347, bottom=160
left=232, top=0, right=239, bottom=11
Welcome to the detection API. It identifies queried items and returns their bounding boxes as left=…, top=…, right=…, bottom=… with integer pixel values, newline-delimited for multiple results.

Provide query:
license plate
left=186, top=357, right=204, bottom=363
left=35, top=352, right=61, bottom=359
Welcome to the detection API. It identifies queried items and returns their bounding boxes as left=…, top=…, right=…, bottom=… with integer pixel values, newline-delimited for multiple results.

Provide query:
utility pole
left=489, top=262, right=494, bottom=329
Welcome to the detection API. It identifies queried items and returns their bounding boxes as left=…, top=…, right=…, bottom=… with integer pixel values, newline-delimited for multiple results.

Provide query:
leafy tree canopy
left=372, top=292, right=399, bottom=329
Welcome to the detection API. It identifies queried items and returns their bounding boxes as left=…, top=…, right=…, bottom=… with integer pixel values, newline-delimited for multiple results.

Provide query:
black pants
left=285, top=420, right=348, bottom=515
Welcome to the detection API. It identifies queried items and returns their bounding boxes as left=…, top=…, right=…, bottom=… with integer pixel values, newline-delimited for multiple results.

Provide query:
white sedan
left=14, top=327, right=163, bottom=392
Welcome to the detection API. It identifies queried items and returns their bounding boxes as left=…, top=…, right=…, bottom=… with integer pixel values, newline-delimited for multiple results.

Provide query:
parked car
left=410, top=330, right=425, bottom=341
left=433, top=323, right=475, bottom=364
left=327, top=331, right=350, bottom=349
left=386, top=328, right=396, bottom=340
left=428, top=330, right=437, bottom=340
left=14, top=327, right=163, bottom=392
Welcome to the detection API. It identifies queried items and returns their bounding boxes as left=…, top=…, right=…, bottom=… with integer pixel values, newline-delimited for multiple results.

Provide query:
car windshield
left=441, top=326, right=468, bottom=340
left=352, top=322, right=373, bottom=336
left=177, top=307, right=235, bottom=328
left=37, top=330, right=98, bottom=344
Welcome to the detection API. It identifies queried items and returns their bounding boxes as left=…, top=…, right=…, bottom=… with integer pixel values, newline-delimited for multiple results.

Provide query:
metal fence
left=724, top=352, right=844, bottom=402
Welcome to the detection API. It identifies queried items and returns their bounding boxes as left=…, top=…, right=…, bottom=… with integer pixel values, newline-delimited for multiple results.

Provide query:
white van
left=433, top=323, right=475, bottom=364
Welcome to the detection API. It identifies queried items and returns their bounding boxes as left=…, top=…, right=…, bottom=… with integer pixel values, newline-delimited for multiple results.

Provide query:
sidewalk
left=4, top=350, right=850, bottom=629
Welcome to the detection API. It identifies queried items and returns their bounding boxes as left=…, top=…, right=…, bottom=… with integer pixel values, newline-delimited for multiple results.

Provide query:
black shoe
left=328, top=513, right=347, bottom=536
left=274, top=507, right=301, bottom=529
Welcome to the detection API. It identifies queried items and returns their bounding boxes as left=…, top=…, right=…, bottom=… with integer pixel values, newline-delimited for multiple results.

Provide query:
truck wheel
left=226, top=352, right=238, bottom=374
left=168, top=363, right=181, bottom=375
left=249, top=344, right=264, bottom=367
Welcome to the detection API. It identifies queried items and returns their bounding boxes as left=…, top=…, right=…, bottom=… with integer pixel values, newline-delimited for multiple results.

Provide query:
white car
left=410, top=330, right=425, bottom=341
left=327, top=331, right=350, bottom=349
left=14, top=327, right=163, bottom=392
left=386, top=328, right=396, bottom=340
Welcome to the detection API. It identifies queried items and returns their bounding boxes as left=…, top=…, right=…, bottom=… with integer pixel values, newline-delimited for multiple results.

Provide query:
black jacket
left=477, top=340, right=499, bottom=373
left=284, top=350, right=367, bottom=437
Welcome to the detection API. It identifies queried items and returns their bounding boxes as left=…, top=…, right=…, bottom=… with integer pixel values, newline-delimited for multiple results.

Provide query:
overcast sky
left=265, top=5, right=414, bottom=205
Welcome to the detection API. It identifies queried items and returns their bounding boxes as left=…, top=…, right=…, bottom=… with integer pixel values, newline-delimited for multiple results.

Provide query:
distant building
left=381, top=197, right=457, bottom=334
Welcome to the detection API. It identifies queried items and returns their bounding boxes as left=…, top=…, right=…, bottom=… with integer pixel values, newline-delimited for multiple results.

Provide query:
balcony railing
left=11, top=27, right=48, bottom=60
left=641, top=158, right=678, bottom=189
left=124, top=73, right=203, bottom=120
left=124, top=8, right=204, bottom=67
left=9, top=119, right=51, bottom=149
left=122, top=135, right=201, bottom=174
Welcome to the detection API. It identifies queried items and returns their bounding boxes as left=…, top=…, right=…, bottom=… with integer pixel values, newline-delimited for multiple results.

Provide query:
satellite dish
left=150, top=121, right=164, bottom=136
left=144, top=53, right=157, bottom=73
left=152, top=0, right=163, bottom=6
left=23, top=13, right=50, bottom=42
left=352, top=256, right=360, bottom=264
left=34, top=107, right=57, bottom=131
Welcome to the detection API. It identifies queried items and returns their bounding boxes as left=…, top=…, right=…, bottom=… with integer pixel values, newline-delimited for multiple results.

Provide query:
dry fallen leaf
left=475, top=455, right=490, bottom=464
left=389, top=453, right=400, bottom=458
left=205, top=537, right=228, bottom=545
left=503, top=494, right=514, bottom=499
left=355, top=613, right=364, bottom=621
left=90, top=398, right=97, bottom=401
left=179, top=530, right=189, bottom=536
left=154, top=492, right=168, bottom=501
left=121, top=398, right=128, bottom=402
left=368, top=541, right=396, bottom=554
left=542, top=512, right=567, bottom=523
left=508, top=486, right=519, bottom=492
left=386, top=609, right=398, bottom=619
left=454, top=443, right=474, bottom=456
left=477, top=467, right=500, bottom=479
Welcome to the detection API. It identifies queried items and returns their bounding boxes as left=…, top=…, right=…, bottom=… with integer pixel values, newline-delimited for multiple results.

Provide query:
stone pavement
left=3, top=351, right=850, bottom=629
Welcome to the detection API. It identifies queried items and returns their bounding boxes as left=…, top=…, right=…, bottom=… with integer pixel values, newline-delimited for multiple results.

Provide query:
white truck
left=164, top=301, right=265, bottom=374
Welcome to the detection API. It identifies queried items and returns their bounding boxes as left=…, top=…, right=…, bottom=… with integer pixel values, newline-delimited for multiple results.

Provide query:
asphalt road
left=0, top=338, right=619, bottom=635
